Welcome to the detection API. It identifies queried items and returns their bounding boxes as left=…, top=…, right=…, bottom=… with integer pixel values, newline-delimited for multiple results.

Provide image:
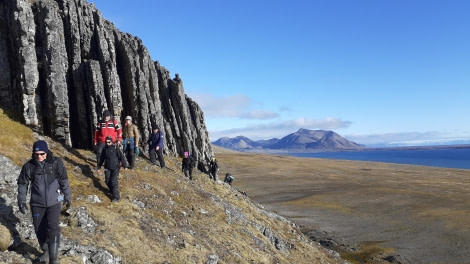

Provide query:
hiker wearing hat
left=93, top=110, right=122, bottom=168
left=209, top=156, right=219, bottom=181
left=147, top=124, right=166, bottom=169
left=17, top=140, right=71, bottom=264
left=97, top=136, right=128, bottom=202
left=224, top=173, right=234, bottom=186
left=122, top=116, right=140, bottom=170
left=181, top=151, right=196, bottom=180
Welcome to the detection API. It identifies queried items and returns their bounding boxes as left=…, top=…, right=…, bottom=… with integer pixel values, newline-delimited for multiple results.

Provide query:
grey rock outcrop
left=0, top=0, right=213, bottom=166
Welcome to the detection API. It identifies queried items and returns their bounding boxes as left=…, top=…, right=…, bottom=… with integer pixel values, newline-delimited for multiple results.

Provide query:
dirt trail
left=215, top=151, right=470, bottom=264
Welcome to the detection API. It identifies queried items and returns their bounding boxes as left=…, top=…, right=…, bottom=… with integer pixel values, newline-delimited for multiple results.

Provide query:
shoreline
left=214, top=150, right=470, bottom=264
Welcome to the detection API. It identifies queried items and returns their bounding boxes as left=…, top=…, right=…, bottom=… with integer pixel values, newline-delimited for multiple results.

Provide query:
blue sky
left=91, top=0, right=470, bottom=147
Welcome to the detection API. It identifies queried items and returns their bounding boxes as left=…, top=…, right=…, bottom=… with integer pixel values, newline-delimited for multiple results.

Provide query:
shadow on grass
left=61, top=144, right=111, bottom=199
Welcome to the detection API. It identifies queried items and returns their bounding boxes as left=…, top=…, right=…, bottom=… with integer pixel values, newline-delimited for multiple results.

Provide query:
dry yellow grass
left=4, top=107, right=469, bottom=263
left=214, top=150, right=470, bottom=263
left=0, top=109, right=342, bottom=264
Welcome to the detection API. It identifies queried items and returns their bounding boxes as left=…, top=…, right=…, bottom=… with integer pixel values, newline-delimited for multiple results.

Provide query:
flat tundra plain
left=215, top=150, right=470, bottom=264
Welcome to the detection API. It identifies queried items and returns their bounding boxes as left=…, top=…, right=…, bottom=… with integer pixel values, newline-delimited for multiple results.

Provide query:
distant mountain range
left=212, top=129, right=363, bottom=152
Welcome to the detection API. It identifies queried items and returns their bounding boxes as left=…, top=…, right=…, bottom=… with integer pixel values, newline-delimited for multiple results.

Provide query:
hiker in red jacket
left=93, top=110, right=122, bottom=168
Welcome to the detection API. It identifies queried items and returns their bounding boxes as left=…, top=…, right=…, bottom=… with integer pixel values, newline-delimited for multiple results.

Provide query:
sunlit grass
left=1, top=109, right=340, bottom=263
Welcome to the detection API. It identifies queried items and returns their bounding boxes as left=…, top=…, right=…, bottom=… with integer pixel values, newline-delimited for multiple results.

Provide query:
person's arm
left=134, top=125, right=140, bottom=147
left=56, top=158, right=72, bottom=208
left=93, top=122, right=100, bottom=145
left=56, top=159, right=70, bottom=198
left=158, top=131, right=165, bottom=149
left=118, top=148, right=128, bottom=168
left=97, top=149, right=106, bottom=169
left=17, top=164, right=30, bottom=206
left=115, top=120, right=123, bottom=143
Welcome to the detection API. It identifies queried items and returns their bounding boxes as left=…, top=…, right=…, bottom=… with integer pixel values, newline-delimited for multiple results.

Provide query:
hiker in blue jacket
left=147, top=124, right=166, bottom=169
left=17, top=140, right=71, bottom=264
left=224, top=173, right=234, bottom=186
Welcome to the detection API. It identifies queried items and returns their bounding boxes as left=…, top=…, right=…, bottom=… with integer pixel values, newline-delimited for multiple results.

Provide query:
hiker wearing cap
left=93, top=110, right=122, bottom=168
left=181, top=151, right=196, bottom=180
left=147, top=124, right=166, bottom=169
left=97, top=136, right=128, bottom=202
left=122, top=116, right=140, bottom=170
left=17, top=140, right=71, bottom=264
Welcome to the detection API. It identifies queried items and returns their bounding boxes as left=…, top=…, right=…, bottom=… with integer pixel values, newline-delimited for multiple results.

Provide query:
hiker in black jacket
left=17, top=140, right=71, bottom=264
left=181, top=151, right=195, bottom=180
left=97, top=136, right=128, bottom=202
left=209, top=157, right=219, bottom=181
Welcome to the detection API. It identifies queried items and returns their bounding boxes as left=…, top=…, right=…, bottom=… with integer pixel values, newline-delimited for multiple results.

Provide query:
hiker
left=122, top=116, right=140, bottom=170
left=97, top=136, right=128, bottom=202
left=17, top=140, right=71, bottom=264
left=93, top=110, right=122, bottom=168
left=224, top=173, right=234, bottom=186
left=181, top=151, right=196, bottom=180
left=209, top=157, right=219, bottom=181
left=147, top=124, right=166, bottom=169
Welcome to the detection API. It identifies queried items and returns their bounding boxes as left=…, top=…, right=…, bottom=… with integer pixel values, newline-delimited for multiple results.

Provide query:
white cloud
left=191, top=93, right=251, bottom=118
left=190, top=92, right=278, bottom=120
left=208, top=117, right=352, bottom=140
left=240, top=110, right=279, bottom=119
left=345, top=131, right=470, bottom=147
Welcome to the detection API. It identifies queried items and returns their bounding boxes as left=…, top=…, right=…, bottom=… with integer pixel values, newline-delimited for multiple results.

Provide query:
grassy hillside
left=0, top=108, right=343, bottom=264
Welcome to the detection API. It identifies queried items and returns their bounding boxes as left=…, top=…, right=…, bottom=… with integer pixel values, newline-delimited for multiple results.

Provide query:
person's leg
left=157, top=148, right=165, bottom=168
left=211, top=169, right=217, bottom=181
left=31, top=206, right=48, bottom=261
left=124, top=148, right=131, bottom=169
left=128, top=144, right=136, bottom=169
left=95, top=142, right=105, bottom=167
left=45, top=203, right=61, bottom=264
left=110, top=168, right=121, bottom=201
left=104, top=169, right=112, bottom=195
left=189, top=168, right=193, bottom=180
left=149, top=148, right=157, bottom=165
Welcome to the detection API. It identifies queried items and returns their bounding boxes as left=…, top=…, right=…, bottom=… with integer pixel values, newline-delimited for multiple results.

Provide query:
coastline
left=213, top=149, right=470, bottom=263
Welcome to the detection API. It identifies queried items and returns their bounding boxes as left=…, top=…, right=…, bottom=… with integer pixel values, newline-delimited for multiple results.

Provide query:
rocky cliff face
left=0, top=0, right=212, bottom=166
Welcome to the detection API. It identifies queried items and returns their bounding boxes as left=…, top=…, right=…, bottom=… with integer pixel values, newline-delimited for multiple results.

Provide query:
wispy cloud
left=190, top=93, right=278, bottom=119
left=208, top=117, right=352, bottom=140
left=240, top=110, right=278, bottom=119
left=346, top=132, right=470, bottom=147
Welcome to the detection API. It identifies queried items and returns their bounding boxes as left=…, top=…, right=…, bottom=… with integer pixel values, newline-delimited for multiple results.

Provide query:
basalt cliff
left=0, top=0, right=211, bottom=167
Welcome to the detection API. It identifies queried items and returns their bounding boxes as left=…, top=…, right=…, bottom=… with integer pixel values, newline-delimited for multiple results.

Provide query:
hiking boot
left=48, top=237, right=60, bottom=264
left=34, top=242, right=48, bottom=263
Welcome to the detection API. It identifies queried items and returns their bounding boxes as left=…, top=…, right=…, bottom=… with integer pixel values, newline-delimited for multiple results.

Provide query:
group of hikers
left=16, top=109, right=235, bottom=263
left=93, top=110, right=166, bottom=203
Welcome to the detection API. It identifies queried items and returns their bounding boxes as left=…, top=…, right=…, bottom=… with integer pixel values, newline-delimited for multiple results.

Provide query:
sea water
left=288, top=147, right=470, bottom=170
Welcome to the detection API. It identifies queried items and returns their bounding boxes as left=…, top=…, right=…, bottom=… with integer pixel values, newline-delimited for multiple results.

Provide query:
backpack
left=28, top=157, right=60, bottom=181
left=190, top=156, right=196, bottom=168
